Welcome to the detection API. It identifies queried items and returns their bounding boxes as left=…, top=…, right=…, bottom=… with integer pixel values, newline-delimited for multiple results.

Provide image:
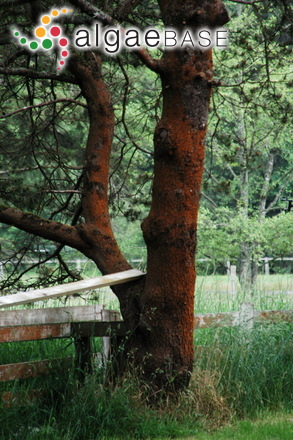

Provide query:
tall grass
left=0, top=370, right=201, bottom=439
left=192, top=275, right=293, bottom=422
left=2, top=324, right=293, bottom=438
left=194, top=324, right=293, bottom=419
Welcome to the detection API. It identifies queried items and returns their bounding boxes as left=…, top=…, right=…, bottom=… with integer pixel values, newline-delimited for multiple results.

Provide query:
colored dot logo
left=43, top=15, right=51, bottom=24
left=50, top=27, right=61, bottom=37
left=11, top=7, right=73, bottom=71
left=35, top=27, right=46, bottom=38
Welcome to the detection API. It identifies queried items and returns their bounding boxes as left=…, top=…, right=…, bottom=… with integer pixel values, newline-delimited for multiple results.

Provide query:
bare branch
left=204, top=166, right=221, bottom=185
left=264, top=170, right=293, bottom=214
left=0, top=167, right=39, bottom=175
left=201, top=192, right=219, bottom=208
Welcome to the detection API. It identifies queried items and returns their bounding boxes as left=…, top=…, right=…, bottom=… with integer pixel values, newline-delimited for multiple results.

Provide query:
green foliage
left=199, top=2, right=293, bottom=281
left=263, top=212, right=293, bottom=258
left=197, top=209, right=293, bottom=275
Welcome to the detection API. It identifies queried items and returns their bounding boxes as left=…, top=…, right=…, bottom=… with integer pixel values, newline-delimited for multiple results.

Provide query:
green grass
left=193, top=413, right=293, bottom=440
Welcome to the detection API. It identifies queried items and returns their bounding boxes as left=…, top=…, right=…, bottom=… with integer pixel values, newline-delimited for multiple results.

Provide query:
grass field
left=101, top=412, right=293, bottom=440
left=195, top=274, right=293, bottom=313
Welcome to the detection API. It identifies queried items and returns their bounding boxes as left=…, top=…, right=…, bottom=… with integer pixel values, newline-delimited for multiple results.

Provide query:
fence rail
left=0, top=269, right=145, bottom=308
left=2, top=302, right=293, bottom=383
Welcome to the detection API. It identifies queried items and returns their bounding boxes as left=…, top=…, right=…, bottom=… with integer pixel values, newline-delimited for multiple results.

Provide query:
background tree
left=199, top=0, right=293, bottom=285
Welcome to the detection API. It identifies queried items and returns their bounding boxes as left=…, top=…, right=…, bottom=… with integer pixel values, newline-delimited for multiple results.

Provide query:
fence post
left=74, top=336, right=93, bottom=382
left=239, top=302, right=254, bottom=332
left=264, top=257, right=270, bottom=276
left=230, top=265, right=237, bottom=296
left=76, top=259, right=82, bottom=273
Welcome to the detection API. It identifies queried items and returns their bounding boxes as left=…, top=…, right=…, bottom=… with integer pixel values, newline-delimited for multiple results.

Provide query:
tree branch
left=0, top=0, right=32, bottom=7
left=133, top=48, right=161, bottom=72
left=114, top=0, right=144, bottom=21
left=201, top=192, right=219, bottom=208
left=69, top=0, right=160, bottom=72
left=265, top=170, right=293, bottom=214
left=0, top=205, right=86, bottom=252
left=204, top=166, right=221, bottom=185
left=0, top=167, right=39, bottom=175
left=42, top=190, right=82, bottom=194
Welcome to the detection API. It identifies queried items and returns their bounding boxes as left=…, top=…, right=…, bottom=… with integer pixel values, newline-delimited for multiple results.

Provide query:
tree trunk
left=239, top=242, right=252, bottom=288
left=138, top=50, right=210, bottom=389
left=136, top=1, right=229, bottom=391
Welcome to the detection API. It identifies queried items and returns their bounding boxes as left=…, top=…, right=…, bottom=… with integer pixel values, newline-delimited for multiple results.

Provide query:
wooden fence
left=194, top=302, right=293, bottom=330
left=0, top=269, right=144, bottom=406
left=1, top=270, right=293, bottom=406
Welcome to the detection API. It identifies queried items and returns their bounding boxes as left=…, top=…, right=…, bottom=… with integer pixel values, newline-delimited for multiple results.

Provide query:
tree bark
left=66, top=53, right=145, bottom=329
left=137, top=0, right=229, bottom=391
left=139, top=50, right=212, bottom=389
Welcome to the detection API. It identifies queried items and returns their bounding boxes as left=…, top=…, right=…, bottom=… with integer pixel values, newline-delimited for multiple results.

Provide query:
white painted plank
left=0, top=269, right=145, bottom=309
left=0, top=305, right=119, bottom=327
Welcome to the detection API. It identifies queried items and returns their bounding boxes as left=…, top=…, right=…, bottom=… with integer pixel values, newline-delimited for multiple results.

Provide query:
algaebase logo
left=11, top=7, right=72, bottom=71
left=11, top=6, right=228, bottom=72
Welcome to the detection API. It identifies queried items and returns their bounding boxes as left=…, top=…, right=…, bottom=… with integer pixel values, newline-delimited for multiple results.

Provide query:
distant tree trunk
left=238, top=162, right=252, bottom=287
left=239, top=150, right=276, bottom=289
